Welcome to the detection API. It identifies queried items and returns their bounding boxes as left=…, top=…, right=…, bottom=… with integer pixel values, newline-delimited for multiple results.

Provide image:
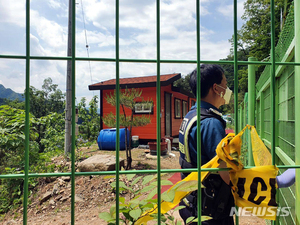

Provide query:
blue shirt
left=188, top=101, right=226, bottom=166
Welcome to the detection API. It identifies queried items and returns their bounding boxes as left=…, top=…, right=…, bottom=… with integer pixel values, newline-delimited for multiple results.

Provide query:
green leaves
left=77, top=95, right=100, bottom=142
left=174, top=180, right=200, bottom=193
left=147, top=187, right=158, bottom=199
left=186, top=216, right=196, bottom=224
left=185, top=215, right=212, bottom=224
left=142, top=175, right=155, bottom=185
left=111, top=181, right=134, bottom=193
left=161, top=189, right=175, bottom=202
left=235, top=0, right=293, bottom=61
left=28, top=78, right=64, bottom=118
left=0, top=104, right=66, bottom=213
left=131, top=176, right=142, bottom=186
left=0, top=106, right=36, bottom=170
left=40, top=112, right=65, bottom=153
left=99, top=212, right=115, bottom=223
left=126, top=173, right=136, bottom=181
left=173, top=74, right=192, bottom=94
left=103, top=88, right=152, bottom=169
left=129, top=208, right=142, bottom=220
left=99, top=173, right=182, bottom=224
left=159, top=180, right=174, bottom=186
left=140, top=185, right=155, bottom=193
left=103, top=88, right=151, bottom=130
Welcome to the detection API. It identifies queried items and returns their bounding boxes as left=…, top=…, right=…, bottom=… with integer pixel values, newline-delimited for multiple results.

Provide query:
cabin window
left=134, top=102, right=153, bottom=114
left=174, top=98, right=181, bottom=118
left=182, top=100, right=188, bottom=117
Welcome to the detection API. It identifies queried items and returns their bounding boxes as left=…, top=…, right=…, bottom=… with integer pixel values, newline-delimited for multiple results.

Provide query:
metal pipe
left=196, top=0, right=202, bottom=222
left=234, top=0, right=239, bottom=135
left=156, top=0, right=162, bottom=223
left=270, top=1, right=277, bottom=224
left=234, top=2, right=239, bottom=223
left=23, top=0, right=30, bottom=224
left=115, top=0, right=120, bottom=224
left=270, top=0, right=276, bottom=166
left=294, top=0, right=300, bottom=223
left=70, top=0, right=76, bottom=224
left=2, top=164, right=300, bottom=180
left=2, top=53, right=300, bottom=66
left=247, top=57, right=257, bottom=166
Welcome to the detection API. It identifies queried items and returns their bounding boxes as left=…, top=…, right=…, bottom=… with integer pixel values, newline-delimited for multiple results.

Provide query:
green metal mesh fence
left=257, top=2, right=294, bottom=91
left=0, top=0, right=299, bottom=225
left=240, top=2, right=297, bottom=224
left=275, top=3, right=295, bottom=67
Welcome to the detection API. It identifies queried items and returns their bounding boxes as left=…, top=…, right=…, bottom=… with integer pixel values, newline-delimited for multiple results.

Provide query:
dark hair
left=189, top=64, right=224, bottom=98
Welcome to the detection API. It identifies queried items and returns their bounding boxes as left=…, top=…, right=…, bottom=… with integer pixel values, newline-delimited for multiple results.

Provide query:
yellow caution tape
left=135, top=125, right=278, bottom=224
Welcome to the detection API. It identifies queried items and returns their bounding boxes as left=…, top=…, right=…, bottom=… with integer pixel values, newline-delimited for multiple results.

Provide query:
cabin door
left=165, top=93, right=172, bottom=136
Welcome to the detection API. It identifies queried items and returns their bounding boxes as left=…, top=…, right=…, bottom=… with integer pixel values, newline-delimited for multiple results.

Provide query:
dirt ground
left=1, top=145, right=266, bottom=225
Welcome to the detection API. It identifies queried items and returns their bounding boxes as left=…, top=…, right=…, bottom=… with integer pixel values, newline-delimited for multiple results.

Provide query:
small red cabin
left=88, top=73, right=196, bottom=142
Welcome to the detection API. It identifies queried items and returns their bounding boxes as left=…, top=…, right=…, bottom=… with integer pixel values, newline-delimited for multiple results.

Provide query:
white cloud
left=0, top=59, right=25, bottom=93
left=30, top=34, right=47, bottom=56
left=76, top=30, right=114, bottom=52
left=30, top=10, right=68, bottom=55
left=48, top=0, right=63, bottom=9
left=0, top=0, right=241, bottom=103
left=216, top=0, right=246, bottom=20
left=83, top=0, right=115, bottom=30
left=0, top=1, right=25, bottom=27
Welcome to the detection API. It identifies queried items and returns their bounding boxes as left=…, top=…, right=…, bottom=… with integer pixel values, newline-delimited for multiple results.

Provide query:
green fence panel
left=0, top=0, right=300, bottom=225
left=247, top=2, right=298, bottom=224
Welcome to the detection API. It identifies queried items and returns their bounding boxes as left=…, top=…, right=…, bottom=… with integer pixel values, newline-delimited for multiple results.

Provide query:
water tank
left=97, top=128, right=129, bottom=150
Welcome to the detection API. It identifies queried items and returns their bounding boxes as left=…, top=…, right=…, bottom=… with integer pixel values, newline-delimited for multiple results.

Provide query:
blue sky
left=0, top=0, right=246, bottom=103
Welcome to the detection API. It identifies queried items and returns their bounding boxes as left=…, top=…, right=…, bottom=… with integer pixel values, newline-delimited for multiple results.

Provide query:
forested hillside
left=0, top=84, right=24, bottom=102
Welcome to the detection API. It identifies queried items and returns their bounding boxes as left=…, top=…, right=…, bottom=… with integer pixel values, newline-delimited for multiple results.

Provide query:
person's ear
left=213, top=83, right=219, bottom=95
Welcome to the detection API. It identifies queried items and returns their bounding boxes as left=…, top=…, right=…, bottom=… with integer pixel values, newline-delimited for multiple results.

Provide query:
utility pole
left=65, top=0, right=72, bottom=156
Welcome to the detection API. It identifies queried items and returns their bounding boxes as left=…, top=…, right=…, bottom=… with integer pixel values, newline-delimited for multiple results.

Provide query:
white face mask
left=216, top=84, right=232, bottom=104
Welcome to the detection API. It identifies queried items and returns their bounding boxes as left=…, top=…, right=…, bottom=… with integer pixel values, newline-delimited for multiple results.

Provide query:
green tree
left=224, top=0, right=292, bottom=112
left=0, top=98, right=25, bottom=109
left=0, top=98, right=5, bottom=105
left=0, top=105, right=39, bottom=171
left=77, top=95, right=101, bottom=142
left=173, top=74, right=192, bottom=94
left=25, top=78, right=65, bottom=152
left=0, top=105, right=39, bottom=213
left=0, top=105, right=63, bottom=213
left=39, top=112, right=65, bottom=153
left=103, top=88, right=151, bottom=169
left=28, top=77, right=64, bottom=118
left=0, top=105, right=65, bottom=170
left=219, top=46, right=250, bottom=115
left=234, top=0, right=292, bottom=61
left=225, top=0, right=293, bottom=107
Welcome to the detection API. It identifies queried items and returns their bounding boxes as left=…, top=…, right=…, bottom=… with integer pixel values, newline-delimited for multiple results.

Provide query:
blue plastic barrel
left=97, top=128, right=129, bottom=150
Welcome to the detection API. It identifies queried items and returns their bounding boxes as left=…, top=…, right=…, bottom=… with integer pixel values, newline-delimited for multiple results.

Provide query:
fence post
left=238, top=105, right=241, bottom=131
left=294, top=0, right=300, bottom=224
left=247, top=57, right=256, bottom=166
left=260, top=91, right=264, bottom=140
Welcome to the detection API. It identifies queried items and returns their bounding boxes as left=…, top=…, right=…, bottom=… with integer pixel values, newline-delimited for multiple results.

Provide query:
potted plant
left=148, top=141, right=168, bottom=155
